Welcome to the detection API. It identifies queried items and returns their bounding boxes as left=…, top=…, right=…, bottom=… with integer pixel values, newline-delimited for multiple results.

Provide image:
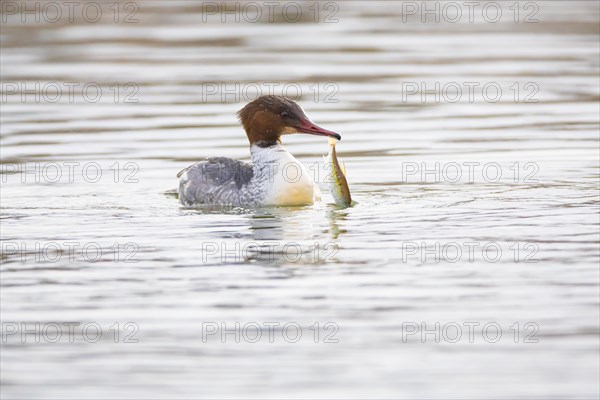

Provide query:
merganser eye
left=281, top=111, right=290, bottom=119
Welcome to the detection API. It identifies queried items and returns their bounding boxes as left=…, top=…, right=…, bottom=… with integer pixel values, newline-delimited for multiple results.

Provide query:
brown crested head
left=237, top=95, right=341, bottom=147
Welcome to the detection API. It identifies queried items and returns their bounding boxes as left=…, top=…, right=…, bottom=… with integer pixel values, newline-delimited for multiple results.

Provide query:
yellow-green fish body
left=325, top=137, right=352, bottom=207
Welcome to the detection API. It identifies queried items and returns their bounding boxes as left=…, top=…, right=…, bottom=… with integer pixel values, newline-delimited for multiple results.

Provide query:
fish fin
left=327, top=137, right=337, bottom=146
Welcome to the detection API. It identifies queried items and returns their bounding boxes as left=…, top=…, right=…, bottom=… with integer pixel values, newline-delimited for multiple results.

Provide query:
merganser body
left=178, top=95, right=341, bottom=207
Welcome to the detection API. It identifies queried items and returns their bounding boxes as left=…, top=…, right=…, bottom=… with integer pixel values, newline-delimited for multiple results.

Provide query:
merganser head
left=237, top=95, right=341, bottom=147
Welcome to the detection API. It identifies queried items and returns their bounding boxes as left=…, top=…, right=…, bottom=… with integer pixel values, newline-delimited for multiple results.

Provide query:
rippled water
left=1, top=1, right=599, bottom=399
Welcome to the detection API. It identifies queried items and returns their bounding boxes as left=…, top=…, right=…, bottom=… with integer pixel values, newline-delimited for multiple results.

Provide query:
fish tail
left=328, top=137, right=337, bottom=146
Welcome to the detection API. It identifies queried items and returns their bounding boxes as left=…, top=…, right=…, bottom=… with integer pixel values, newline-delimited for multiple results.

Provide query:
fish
left=325, top=137, right=352, bottom=207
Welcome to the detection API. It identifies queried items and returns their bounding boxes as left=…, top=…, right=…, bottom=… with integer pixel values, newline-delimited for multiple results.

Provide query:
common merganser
left=178, top=95, right=341, bottom=207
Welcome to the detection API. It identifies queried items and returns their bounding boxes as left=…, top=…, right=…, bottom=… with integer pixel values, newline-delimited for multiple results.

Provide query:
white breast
left=251, top=144, right=317, bottom=206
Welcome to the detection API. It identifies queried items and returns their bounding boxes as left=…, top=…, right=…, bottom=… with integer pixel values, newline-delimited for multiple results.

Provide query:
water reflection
left=248, top=208, right=302, bottom=240
left=326, top=206, right=350, bottom=240
left=185, top=205, right=349, bottom=265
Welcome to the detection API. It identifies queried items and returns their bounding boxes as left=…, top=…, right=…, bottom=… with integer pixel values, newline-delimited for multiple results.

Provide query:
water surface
left=1, top=1, right=599, bottom=399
